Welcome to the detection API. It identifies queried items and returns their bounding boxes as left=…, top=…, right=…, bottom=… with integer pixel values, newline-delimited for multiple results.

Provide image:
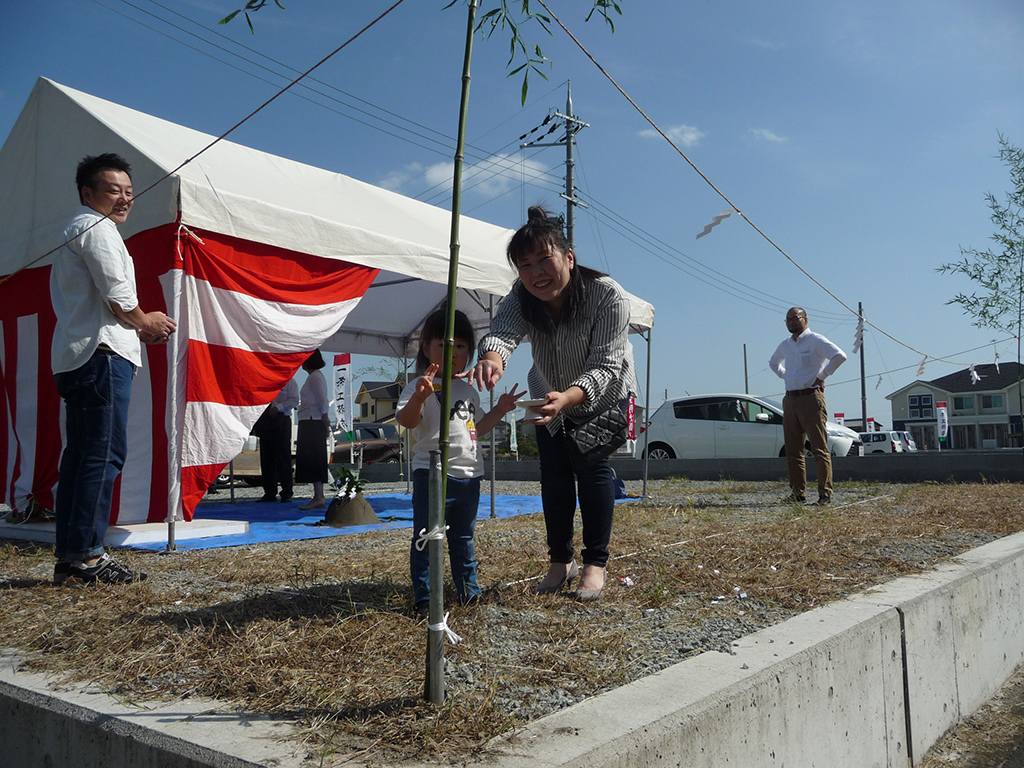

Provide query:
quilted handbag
left=563, top=398, right=629, bottom=471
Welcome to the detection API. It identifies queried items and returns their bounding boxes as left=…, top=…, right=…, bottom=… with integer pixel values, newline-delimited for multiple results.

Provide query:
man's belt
left=786, top=388, right=820, bottom=397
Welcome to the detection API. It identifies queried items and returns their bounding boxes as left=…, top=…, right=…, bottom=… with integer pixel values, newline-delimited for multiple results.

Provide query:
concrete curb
left=4, top=532, right=1024, bottom=767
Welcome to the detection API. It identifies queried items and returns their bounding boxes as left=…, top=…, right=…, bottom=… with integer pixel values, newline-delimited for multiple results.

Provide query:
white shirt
left=769, top=329, right=847, bottom=391
left=398, top=378, right=482, bottom=479
left=273, top=378, right=300, bottom=416
left=50, top=207, right=142, bottom=373
left=297, top=369, right=329, bottom=421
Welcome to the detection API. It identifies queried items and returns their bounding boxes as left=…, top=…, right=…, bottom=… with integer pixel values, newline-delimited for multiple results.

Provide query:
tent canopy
left=1, top=78, right=654, bottom=358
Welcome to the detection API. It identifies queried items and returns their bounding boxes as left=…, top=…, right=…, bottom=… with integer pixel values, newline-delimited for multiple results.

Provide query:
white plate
left=517, top=399, right=546, bottom=408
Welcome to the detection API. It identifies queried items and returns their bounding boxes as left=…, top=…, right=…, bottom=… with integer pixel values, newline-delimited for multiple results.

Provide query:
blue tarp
left=130, top=493, right=546, bottom=551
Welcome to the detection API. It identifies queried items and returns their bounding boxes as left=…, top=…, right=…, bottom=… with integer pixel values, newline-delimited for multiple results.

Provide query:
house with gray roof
left=886, top=363, right=1022, bottom=450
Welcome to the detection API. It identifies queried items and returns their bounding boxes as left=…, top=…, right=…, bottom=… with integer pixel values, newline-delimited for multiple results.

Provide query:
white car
left=642, top=394, right=862, bottom=460
left=859, top=431, right=906, bottom=454
left=897, top=431, right=918, bottom=452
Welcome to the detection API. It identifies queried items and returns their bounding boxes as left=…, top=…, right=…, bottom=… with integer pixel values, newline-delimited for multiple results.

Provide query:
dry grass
left=2, top=480, right=1024, bottom=765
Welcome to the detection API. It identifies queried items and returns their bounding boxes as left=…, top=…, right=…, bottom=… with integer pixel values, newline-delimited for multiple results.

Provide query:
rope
left=428, top=611, right=463, bottom=644
left=415, top=524, right=449, bottom=552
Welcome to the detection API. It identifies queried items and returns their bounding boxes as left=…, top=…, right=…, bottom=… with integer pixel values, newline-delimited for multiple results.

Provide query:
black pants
left=259, top=412, right=293, bottom=499
left=536, top=425, right=615, bottom=567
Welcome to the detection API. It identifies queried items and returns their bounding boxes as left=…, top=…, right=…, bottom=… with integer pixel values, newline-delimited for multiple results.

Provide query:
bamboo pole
left=425, top=0, right=478, bottom=706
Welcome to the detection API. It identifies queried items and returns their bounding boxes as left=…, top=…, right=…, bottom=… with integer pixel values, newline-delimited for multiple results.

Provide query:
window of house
left=982, top=394, right=1004, bottom=410
left=908, top=394, right=933, bottom=419
left=360, top=402, right=369, bottom=418
left=953, top=396, right=974, bottom=412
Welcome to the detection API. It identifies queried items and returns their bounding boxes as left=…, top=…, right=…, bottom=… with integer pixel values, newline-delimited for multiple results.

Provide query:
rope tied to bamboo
left=428, top=612, right=463, bottom=644
left=415, top=524, right=448, bottom=552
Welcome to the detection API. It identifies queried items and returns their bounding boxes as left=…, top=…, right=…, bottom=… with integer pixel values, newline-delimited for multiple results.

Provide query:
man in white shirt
left=50, top=153, right=176, bottom=584
left=769, top=307, right=847, bottom=505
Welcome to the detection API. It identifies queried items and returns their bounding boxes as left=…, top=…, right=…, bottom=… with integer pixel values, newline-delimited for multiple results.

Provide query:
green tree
left=938, top=134, right=1024, bottom=447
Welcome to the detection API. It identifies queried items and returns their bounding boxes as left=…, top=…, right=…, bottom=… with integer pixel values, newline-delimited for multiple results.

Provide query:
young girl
left=396, top=307, right=522, bottom=615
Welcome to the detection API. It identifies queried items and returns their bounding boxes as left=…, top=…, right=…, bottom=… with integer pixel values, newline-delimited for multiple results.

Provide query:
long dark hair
left=302, top=349, right=325, bottom=371
left=506, top=206, right=605, bottom=334
left=414, top=306, right=476, bottom=375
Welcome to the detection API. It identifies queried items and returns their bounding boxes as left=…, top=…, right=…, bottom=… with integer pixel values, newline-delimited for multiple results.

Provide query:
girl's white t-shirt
left=398, top=378, right=482, bottom=479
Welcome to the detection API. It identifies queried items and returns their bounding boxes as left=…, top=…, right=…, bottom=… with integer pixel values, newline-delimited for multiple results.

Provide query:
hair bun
left=526, top=205, right=549, bottom=223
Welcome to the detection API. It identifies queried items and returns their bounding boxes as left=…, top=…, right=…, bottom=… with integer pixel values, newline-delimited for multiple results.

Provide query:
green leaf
left=217, top=9, right=243, bottom=25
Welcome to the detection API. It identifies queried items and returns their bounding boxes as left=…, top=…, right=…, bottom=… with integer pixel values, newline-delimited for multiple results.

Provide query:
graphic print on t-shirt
left=451, top=398, right=478, bottom=441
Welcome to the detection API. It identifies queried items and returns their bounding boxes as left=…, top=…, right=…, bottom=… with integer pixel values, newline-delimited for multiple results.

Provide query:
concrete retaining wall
left=4, top=534, right=1024, bottom=767
left=480, top=530, right=1024, bottom=768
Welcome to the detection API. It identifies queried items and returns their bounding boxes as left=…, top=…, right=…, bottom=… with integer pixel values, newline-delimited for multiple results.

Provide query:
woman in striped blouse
left=469, top=207, right=636, bottom=602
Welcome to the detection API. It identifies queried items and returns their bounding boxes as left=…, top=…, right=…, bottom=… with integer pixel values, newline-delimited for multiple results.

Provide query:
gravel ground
left=201, top=476, right=957, bottom=722
left=4, top=476, right=1018, bottom=764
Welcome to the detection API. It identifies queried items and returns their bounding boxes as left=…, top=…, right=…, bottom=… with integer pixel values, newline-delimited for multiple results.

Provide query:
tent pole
left=489, top=294, right=497, bottom=518
left=643, top=327, right=652, bottom=498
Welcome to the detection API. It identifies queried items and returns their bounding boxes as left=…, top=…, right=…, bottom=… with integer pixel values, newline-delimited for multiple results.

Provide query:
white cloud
left=378, top=162, right=425, bottom=191
left=749, top=128, right=787, bottom=144
left=639, top=125, right=705, bottom=147
left=395, top=154, right=549, bottom=198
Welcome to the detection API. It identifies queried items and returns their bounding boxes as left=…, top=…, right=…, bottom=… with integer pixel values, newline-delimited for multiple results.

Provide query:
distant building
left=887, top=363, right=1022, bottom=450
left=355, top=381, right=402, bottom=423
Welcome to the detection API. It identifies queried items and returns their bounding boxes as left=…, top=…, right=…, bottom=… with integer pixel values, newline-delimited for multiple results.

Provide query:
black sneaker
left=54, top=554, right=147, bottom=585
left=781, top=493, right=806, bottom=504
left=817, top=496, right=832, bottom=506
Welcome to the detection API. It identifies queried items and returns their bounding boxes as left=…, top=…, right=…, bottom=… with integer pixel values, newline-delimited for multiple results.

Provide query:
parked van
left=859, top=431, right=905, bottom=454
left=897, top=431, right=918, bottom=452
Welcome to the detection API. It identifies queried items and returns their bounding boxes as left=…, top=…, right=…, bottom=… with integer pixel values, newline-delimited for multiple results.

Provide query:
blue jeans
left=537, top=425, right=615, bottom=567
left=410, top=469, right=482, bottom=604
left=53, top=349, right=134, bottom=561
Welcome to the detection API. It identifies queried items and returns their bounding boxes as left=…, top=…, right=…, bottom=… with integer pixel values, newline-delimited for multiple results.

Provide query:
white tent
left=0, top=78, right=654, bottom=526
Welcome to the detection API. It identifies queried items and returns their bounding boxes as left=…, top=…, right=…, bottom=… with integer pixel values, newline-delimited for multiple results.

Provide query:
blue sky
left=3, top=1, right=1023, bottom=425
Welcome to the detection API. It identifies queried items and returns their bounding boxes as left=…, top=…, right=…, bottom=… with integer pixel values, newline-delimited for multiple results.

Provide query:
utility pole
left=859, top=302, right=867, bottom=430
left=743, top=343, right=749, bottom=394
left=521, top=81, right=589, bottom=249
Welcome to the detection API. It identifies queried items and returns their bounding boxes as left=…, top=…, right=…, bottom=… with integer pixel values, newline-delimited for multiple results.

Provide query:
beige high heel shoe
left=573, top=564, right=606, bottom=602
left=533, top=561, right=579, bottom=595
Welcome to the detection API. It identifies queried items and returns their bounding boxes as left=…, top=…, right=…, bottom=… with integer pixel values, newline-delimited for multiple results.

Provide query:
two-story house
left=354, top=381, right=402, bottom=424
left=886, top=363, right=1022, bottom=450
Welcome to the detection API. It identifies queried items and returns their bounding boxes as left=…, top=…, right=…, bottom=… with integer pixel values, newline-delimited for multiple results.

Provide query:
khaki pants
left=782, top=390, right=832, bottom=500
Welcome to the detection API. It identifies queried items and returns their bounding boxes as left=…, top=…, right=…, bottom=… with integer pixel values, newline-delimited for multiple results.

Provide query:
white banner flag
left=333, top=354, right=352, bottom=438
left=937, top=401, right=949, bottom=440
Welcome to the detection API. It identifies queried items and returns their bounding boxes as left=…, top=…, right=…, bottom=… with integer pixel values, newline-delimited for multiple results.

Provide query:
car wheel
left=645, top=443, right=675, bottom=460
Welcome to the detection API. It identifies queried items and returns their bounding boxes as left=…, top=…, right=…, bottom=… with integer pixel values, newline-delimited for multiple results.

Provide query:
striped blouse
left=479, top=274, right=637, bottom=433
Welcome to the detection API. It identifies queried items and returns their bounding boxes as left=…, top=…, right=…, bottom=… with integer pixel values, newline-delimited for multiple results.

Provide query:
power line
left=534, top=0, right=981, bottom=372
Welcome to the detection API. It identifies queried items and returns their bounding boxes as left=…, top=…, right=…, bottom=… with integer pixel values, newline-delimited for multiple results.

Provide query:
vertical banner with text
left=937, top=400, right=949, bottom=442
left=333, top=354, right=352, bottom=440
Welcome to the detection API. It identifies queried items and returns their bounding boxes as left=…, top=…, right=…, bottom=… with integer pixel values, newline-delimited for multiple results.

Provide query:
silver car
left=642, top=394, right=862, bottom=460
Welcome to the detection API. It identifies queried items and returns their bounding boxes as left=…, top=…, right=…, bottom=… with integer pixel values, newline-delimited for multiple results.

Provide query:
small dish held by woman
left=467, top=206, right=637, bottom=602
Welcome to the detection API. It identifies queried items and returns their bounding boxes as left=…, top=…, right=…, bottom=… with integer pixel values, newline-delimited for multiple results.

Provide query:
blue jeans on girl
left=410, top=469, right=482, bottom=605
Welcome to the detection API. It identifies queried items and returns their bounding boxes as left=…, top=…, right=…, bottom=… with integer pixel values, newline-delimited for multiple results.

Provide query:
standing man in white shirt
left=50, top=153, right=177, bottom=584
left=769, top=307, right=847, bottom=505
